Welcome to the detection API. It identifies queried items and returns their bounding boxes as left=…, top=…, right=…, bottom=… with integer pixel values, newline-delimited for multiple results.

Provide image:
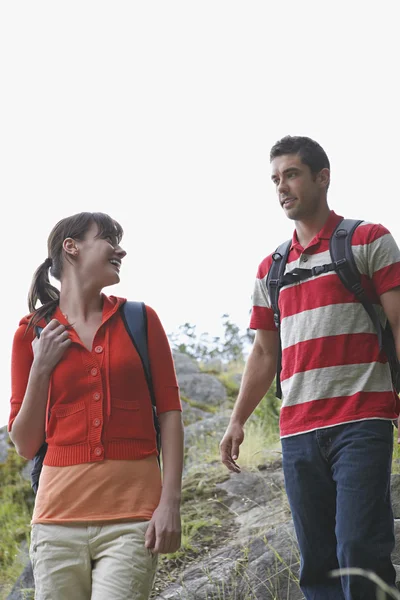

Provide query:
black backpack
left=266, top=218, right=400, bottom=399
left=31, top=301, right=160, bottom=494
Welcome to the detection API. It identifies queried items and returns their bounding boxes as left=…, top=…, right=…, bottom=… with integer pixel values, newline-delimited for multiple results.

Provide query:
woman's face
left=65, top=222, right=127, bottom=289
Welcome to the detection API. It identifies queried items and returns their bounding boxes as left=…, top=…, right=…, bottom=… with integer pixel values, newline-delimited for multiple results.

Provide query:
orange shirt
left=9, top=295, right=181, bottom=466
left=32, top=457, right=161, bottom=524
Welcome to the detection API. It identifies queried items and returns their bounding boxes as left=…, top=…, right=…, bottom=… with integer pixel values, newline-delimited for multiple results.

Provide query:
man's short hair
left=270, top=135, right=330, bottom=176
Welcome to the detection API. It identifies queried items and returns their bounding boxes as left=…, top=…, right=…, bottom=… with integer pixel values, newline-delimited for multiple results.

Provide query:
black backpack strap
left=120, top=301, right=161, bottom=456
left=121, top=301, right=155, bottom=405
left=31, top=325, right=48, bottom=494
left=280, top=262, right=337, bottom=285
left=330, top=218, right=383, bottom=349
left=266, top=240, right=292, bottom=328
left=266, top=240, right=291, bottom=399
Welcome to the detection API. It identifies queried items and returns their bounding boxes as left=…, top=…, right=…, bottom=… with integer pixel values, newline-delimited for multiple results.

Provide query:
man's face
left=271, top=153, right=325, bottom=221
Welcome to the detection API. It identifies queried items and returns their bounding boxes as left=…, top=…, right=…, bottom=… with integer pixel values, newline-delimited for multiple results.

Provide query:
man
left=220, top=135, right=400, bottom=599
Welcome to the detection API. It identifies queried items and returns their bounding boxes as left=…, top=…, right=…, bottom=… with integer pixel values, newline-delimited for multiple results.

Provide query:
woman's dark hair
left=27, top=212, right=123, bottom=329
left=270, top=135, right=330, bottom=176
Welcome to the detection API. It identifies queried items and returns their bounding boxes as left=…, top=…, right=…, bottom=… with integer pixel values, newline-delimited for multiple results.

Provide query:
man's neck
left=295, top=205, right=331, bottom=248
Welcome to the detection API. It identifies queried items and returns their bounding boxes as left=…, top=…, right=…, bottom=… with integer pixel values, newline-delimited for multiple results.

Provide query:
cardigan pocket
left=107, top=399, right=142, bottom=440
left=49, top=401, right=87, bottom=445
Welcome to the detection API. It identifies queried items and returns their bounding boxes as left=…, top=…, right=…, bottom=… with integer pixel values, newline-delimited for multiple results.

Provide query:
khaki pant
left=30, top=521, right=158, bottom=600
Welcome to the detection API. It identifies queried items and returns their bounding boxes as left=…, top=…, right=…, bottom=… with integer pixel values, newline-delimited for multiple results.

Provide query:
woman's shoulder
left=107, top=296, right=165, bottom=330
left=13, top=313, right=47, bottom=342
left=110, top=296, right=160, bottom=320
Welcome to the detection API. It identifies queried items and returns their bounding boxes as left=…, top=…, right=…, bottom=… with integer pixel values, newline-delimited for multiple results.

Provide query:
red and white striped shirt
left=250, top=211, right=400, bottom=438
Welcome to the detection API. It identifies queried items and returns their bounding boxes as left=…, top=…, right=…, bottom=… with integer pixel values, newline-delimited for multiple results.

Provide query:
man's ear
left=317, top=168, right=330, bottom=189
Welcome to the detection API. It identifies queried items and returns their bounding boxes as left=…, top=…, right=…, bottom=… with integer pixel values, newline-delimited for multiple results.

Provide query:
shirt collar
left=290, top=210, right=343, bottom=250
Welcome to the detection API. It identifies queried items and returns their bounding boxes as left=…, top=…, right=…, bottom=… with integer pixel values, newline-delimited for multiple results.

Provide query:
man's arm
left=379, top=287, right=400, bottom=440
left=220, top=328, right=278, bottom=472
left=380, top=287, right=400, bottom=360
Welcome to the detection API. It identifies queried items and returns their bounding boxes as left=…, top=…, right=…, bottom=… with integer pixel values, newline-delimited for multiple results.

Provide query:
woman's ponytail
left=27, top=258, right=60, bottom=330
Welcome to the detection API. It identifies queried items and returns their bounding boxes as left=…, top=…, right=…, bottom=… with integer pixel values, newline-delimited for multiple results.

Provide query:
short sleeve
left=146, top=305, right=182, bottom=414
left=249, top=256, right=276, bottom=331
left=8, top=324, right=34, bottom=431
left=353, top=223, right=400, bottom=296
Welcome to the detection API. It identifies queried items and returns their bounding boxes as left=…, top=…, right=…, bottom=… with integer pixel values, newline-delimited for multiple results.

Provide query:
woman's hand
left=144, top=502, right=181, bottom=554
left=32, top=319, right=72, bottom=375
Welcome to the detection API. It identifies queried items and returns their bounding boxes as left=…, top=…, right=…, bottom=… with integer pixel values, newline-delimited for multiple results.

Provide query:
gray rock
left=217, top=468, right=290, bottom=537
left=6, top=561, right=34, bottom=600
left=173, top=352, right=201, bottom=376
left=393, top=520, right=400, bottom=566
left=154, top=522, right=303, bottom=600
left=392, top=474, right=400, bottom=519
left=218, top=468, right=285, bottom=513
left=184, top=414, right=230, bottom=451
left=178, top=374, right=227, bottom=407
left=184, top=414, right=230, bottom=472
left=181, top=399, right=212, bottom=426
left=0, top=424, right=10, bottom=463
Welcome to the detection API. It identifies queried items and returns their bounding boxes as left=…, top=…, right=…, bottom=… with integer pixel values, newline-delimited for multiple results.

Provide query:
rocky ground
left=3, top=353, right=400, bottom=599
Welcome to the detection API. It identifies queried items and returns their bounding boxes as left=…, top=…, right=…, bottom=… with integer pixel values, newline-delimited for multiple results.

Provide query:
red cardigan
left=8, top=295, right=181, bottom=466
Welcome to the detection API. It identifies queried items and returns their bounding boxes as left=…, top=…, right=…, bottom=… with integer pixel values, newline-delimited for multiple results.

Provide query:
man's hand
left=145, top=502, right=181, bottom=554
left=219, top=421, right=244, bottom=473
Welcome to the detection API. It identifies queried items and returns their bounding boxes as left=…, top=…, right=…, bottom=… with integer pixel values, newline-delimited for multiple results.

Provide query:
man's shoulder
left=255, top=252, right=275, bottom=279
left=350, top=220, right=391, bottom=247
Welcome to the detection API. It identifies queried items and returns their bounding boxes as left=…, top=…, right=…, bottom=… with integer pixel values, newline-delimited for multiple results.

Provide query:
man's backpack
left=266, top=218, right=400, bottom=399
left=31, top=301, right=160, bottom=495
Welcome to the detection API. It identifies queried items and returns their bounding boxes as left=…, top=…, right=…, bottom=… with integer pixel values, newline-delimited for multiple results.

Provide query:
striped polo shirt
left=250, top=211, right=400, bottom=438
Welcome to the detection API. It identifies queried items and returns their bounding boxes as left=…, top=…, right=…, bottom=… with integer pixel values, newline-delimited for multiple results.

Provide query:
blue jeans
left=281, top=419, right=396, bottom=600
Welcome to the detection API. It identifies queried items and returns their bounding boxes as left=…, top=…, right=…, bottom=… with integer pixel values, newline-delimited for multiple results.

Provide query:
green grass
left=181, top=395, right=218, bottom=415
left=0, top=445, right=34, bottom=600
left=392, top=426, right=400, bottom=474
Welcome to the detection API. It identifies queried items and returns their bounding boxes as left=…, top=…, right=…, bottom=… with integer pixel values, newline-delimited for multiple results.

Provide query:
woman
left=8, top=212, right=184, bottom=600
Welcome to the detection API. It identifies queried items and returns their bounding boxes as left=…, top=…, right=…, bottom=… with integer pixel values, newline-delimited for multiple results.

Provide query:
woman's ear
left=63, top=237, right=79, bottom=257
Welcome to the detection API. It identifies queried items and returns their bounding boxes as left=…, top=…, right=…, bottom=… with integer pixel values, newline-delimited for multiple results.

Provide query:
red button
left=93, top=393, right=101, bottom=401
left=95, top=346, right=103, bottom=354
left=94, top=447, right=103, bottom=456
left=93, top=418, right=101, bottom=427
left=91, top=368, right=98, bottom=376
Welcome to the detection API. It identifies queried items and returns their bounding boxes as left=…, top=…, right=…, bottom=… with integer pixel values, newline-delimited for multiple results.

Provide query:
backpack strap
left=120, top=301, right=161, bottom=456
left=266, top=240, right=291, bottom=399
left=31, top=325, right=48, bottom=494
left=329, top=218, right=383, bottom=349
left=120, top=301, right=156, bottom=407
left=266, top=240, right=292, bottom=328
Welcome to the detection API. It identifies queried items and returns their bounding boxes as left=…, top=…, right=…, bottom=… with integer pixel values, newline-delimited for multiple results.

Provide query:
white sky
left=1, top=1, right=399, bottom=426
